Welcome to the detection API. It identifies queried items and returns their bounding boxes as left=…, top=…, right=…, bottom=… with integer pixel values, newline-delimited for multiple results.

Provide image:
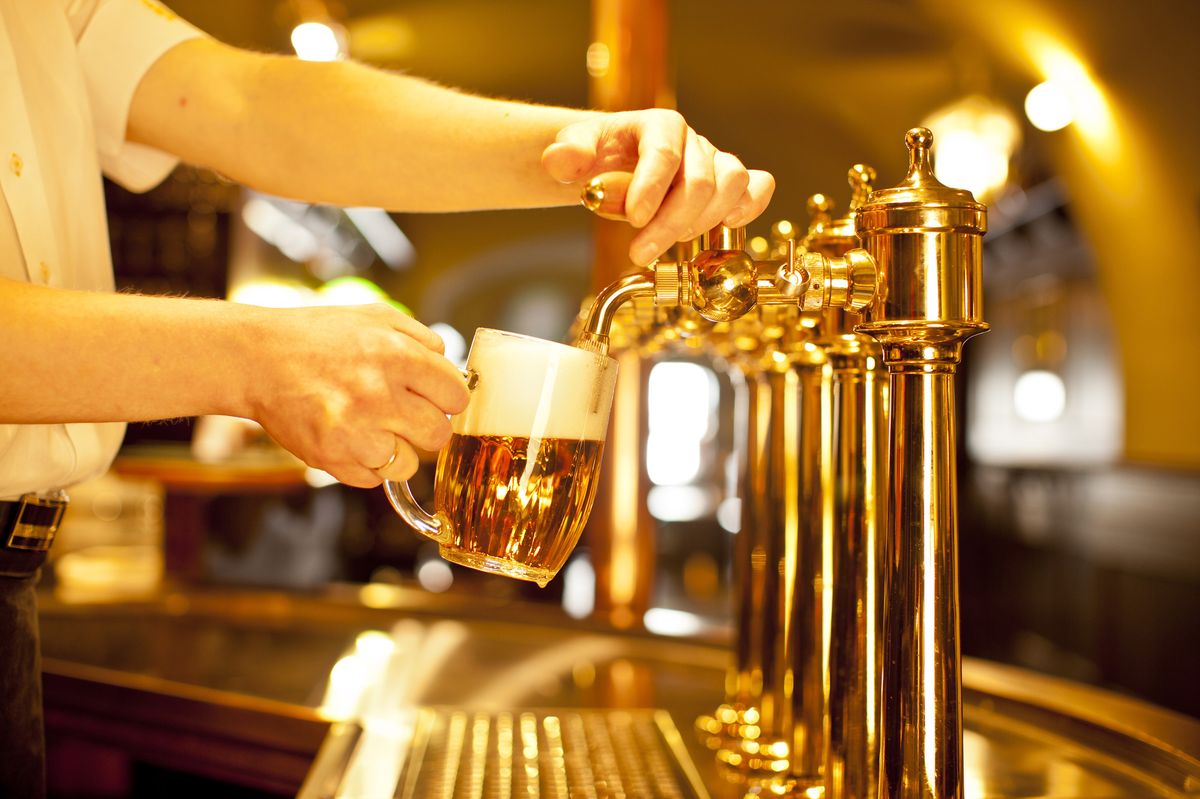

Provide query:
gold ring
left=374, top=436, right=401, bottom=475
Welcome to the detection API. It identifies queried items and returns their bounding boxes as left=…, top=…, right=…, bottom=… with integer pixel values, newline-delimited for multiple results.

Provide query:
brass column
left=696, top=313, right=777, bottom=764
left=803, top=170, right=888, bottom=799
left=854, top=129, right=987, bottom=799
left=823, top=338, right=887, bottom=799
left=708, top=313, right=790, bottom=774
left=781, top=334, right=826, bottom=788
left=730, top=363, right=765, bottom=732
left=753, top=308, right=825, bottom=781
left=771, top=129, right=986, bottom=797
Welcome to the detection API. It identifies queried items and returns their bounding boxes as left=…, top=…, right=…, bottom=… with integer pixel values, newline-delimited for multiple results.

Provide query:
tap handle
left=701, top=224, right=746, bottom=252
left=582, top=173, right=746, bottom=251
left=581, top=172, right=633, bottom=221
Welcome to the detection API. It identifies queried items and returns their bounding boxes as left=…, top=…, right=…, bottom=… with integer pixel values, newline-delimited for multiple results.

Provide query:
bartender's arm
left=126, top=37, right=774, bottom=268
left=0, top=279, right=464, bottom=489
left=0, top=34, right=774, bottom=490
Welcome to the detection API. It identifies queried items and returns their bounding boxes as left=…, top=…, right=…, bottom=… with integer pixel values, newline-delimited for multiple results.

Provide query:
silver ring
left=374, top=435, right=401, bottom=475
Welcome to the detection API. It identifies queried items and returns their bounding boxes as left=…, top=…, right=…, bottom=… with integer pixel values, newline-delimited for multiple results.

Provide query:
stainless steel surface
left=301, top=709, right=710, bottom=799
left=37, top=588, right=1200, bottom=797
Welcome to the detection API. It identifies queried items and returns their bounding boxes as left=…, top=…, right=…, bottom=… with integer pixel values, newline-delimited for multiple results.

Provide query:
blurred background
left=49, top=0, right=1198, bottom=734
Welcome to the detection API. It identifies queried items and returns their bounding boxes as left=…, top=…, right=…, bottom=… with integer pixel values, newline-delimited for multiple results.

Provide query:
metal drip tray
left=300, top=709, right=711, bottom=799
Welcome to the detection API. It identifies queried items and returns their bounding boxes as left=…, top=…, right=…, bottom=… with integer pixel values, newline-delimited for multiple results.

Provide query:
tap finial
left=903, top=127, right=941, bottom=188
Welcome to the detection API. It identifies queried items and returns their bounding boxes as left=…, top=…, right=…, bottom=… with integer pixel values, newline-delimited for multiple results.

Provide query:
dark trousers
left=0, top=571, right=45, bottom=799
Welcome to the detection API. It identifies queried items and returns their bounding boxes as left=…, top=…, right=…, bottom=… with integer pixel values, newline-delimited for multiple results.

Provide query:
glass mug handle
left=383, top=478, right=446, bottom=543
left=381, top=367, right=477, bottom=545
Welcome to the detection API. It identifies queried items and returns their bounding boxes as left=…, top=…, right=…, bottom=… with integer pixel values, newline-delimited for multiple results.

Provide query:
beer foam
left=452, top=330, right=617, bottom=441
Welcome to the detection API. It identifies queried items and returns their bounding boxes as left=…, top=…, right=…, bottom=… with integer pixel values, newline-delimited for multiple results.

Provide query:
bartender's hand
left=541, top=109, right=776, bottom=266
left=247, top=304, right=469, bottom=488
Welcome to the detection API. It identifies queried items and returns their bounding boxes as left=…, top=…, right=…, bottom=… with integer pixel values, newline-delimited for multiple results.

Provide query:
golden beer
left=386, top=328, right=618, bottom=584
left=433, top=434, right=604, bottom=586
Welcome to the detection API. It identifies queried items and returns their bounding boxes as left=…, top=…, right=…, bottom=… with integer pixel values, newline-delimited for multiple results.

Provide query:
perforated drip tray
left=300, top=709, right=711, bottom=799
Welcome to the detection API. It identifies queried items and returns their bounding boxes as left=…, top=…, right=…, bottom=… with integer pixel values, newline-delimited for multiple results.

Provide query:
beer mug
left=384, top=328, right=618, bottom=586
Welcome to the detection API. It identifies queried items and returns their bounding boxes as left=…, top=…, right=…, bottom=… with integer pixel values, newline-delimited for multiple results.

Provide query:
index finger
left=625, top=111, right=687, bottom=228
left=722, top=169, right=777, bottom=228
left=388, top=309, right=446, bottom=355
left=400, top=341, right=471, bottom=416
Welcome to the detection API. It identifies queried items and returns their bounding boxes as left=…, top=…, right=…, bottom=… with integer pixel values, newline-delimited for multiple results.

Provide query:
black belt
left=0, top=494, right=68, bottom=578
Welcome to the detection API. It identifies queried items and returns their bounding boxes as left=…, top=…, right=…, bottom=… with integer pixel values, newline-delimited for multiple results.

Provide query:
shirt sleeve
left=75, top=0, right=206, bottom=192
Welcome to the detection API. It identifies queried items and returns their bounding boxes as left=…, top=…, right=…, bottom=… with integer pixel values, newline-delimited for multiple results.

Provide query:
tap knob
left=580, top=172, right=633, bottom=220
left=854, top=127, right=987, bottom=332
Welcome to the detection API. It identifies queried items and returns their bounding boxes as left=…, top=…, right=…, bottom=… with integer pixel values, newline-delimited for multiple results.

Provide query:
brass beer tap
left=580, top=128, right=986, bottom=798
left=580, top=175, right=812, bottom=784
left=774, top=129, right=986, bottom=799
left=797, top=167, right=888, bottom=799
left=577, top=172, right=781, bottom=352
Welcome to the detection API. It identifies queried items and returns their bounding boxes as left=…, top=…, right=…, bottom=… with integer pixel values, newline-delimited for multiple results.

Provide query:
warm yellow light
left=1013, top=369, right=1066, bottom=423
left=291, top=21, right=342, bottom=62
left=354, top=630, right=395, bottom=661
left=934, top=129, right=1010, bottom=200
left=1022, top=33, right=1117, bottom=161
left=317, top=654, right=367, bottom=721
left=923, top=95, right=1021, bottom=201
left=358, top=582, right=404, bottom=608
left=586, top=42, right=610, bottom=77
left=227, top=277, right=314, bottom=308
left=1024, top=80, right=1073, bottom=131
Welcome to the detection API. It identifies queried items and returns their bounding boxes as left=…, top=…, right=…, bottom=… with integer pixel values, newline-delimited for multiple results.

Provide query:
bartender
left=0, top=0, right=773, bottom=795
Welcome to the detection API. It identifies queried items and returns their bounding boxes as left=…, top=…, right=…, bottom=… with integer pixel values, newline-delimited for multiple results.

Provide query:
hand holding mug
left=385, top=329, right=618, bottom=586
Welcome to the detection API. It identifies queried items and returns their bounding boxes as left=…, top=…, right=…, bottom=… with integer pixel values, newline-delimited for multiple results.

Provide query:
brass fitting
left=775, top=247, right=877, bottom=315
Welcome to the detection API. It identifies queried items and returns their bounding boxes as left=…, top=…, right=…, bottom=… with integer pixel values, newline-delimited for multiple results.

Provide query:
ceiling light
left=1025, top=80, right=1074, bottom=131
left=1013, top=369, right=1066, bottom=422
left=922, top=95, right=1021, bottom=201
left=291, top=21, right=343, bottom=62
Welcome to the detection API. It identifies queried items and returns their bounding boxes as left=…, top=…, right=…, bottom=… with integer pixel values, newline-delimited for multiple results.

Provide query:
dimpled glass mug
left=384, top=328, right=618, bottom=586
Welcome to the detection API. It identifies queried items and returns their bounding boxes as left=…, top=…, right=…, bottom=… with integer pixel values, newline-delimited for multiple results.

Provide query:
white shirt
left=0, top=0, right=202, bottom=499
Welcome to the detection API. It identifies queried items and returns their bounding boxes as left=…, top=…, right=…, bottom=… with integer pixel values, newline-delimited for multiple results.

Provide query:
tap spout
left=577, top=271, right=657, bottom=355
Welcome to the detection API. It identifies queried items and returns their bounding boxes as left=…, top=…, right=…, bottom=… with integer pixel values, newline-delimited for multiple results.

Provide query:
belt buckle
left=6, top=492, right=68, bottom=551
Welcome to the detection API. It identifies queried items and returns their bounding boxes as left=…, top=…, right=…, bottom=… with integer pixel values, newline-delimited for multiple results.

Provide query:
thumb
left=541, top=119, right=603, bottom=183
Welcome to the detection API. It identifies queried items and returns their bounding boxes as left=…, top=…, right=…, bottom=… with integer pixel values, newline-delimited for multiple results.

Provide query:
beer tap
left=578, top=173, right=829, bottom=792
left=577, top=172, right=800, bottom=354
left=794, top=166, right=889, bottom=799
left=580, top=175, right=804, bottom=784
left=773, top=128, right=987, bottom=799
left=580, top=131, right=987, bottom=796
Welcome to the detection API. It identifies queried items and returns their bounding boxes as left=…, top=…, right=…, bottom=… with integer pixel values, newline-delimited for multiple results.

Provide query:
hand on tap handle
left=541, top=109, right=775, bottom=265
left=581, top=171, right=636, bottom=222
left=582, top=172, right=751, bottom=252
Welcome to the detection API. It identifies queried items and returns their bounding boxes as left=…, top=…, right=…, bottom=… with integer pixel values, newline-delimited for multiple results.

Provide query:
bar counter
left=38, top=585, right=1200, bottom=797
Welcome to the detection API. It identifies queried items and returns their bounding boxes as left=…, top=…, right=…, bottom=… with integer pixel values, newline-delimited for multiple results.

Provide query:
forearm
left=0, top=278, right=256, bottom=424
left=130, top=39, right=596, bottom=211
left=0, top=276, right=471, bottom=487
